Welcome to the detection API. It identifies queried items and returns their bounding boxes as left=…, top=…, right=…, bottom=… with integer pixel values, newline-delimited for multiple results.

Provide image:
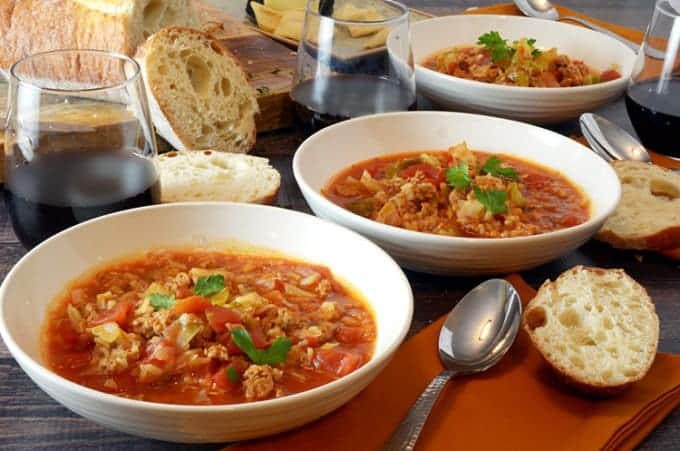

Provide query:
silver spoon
left=580, top=113, right=680, bottom=174
left=513, top=0, right=646, bottom=56
left=384, top=279, right=522, bottom=451
left=579, top=113, right=652, bottom=163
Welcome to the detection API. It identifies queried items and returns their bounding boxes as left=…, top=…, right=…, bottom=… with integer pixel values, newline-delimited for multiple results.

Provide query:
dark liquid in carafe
left=625, top=77, right=680, bottom=158
left=291, top=75, right=416, bottom=133
left=4, top=148, right=160, bottom=248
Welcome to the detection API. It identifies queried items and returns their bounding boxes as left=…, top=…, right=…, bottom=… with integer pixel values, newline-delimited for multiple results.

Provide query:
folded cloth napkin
left=232, top=274, right=680, bottom=450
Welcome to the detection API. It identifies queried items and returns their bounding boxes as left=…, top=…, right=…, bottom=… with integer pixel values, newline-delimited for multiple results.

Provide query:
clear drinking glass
left=625, top=0, right=680, bottom=158
left=290, top=0, right=416, bottom=133
left=3, top=50, right=160, bottom=248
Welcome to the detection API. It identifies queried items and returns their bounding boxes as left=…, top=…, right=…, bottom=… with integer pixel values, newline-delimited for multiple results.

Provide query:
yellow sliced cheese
left=264, top=0, right=307, bottom=11
left=251, top=1, right=283, bottom=32
left=274, top=10, right=306, bottom=41
left=334, top=4, right=385, bottom=38
left=363, top=27, right=390, bottom=49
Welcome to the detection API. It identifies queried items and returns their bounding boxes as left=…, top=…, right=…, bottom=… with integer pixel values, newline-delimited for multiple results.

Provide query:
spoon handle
left=383, top=369, right=456, bottom=451
left=560, top=16, right=640, bottom=53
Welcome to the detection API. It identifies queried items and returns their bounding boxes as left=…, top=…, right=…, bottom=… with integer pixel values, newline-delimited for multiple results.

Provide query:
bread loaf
left=135, top=27, right=258, bottom=153
left=523, top=266, right=659, bottom=396
left=596, top=161, right=680, bottom=250
left=157, top=150, right=280, bottom=203
left=0, top=0, right=198, bottom=70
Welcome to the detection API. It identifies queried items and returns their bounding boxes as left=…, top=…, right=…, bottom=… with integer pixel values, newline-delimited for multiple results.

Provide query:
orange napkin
left=233, top=274, right=680, bottom=451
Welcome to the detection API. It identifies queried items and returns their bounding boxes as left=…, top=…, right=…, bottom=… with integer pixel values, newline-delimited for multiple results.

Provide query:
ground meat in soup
left=42, top=250, right=376, bottom=405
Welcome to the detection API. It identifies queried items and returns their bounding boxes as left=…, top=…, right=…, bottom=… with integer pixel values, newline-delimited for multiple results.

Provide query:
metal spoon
left=580, top=113, right=680, bottom=174
left=513, top=0, right=645, bottom=55
left=580, top=113, right=652, bottom=163
left=384, top=279, right=522, bottom=451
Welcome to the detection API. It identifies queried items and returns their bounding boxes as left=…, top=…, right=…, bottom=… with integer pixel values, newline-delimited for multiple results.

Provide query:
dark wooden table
left=2, top=1, right=678, bottom=449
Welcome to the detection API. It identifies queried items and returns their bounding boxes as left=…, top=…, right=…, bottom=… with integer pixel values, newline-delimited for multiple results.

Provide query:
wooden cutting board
left=194, top=0, right=297, bottom=133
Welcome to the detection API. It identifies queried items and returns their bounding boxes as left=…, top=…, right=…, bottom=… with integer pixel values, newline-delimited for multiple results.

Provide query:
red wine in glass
left=291, top=75, right=417, bottom=133
left=5, top=148, right=160, bottom=248
left=625, top=77, right=680, bottom=158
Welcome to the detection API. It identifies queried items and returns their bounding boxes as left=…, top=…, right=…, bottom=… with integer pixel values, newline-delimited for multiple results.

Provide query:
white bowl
left=401, top=15, right=636, bottom=123
left=293, top=111, right=621, bottom=275
left=0, top=203, right=413, bottom=442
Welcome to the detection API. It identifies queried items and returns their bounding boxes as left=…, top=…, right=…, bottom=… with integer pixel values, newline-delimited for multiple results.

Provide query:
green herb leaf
left=148, top=293, right=175, bottom=310
left=226, top=366, right=240, bottom=382
left=232, top=328, right=259, bottom=359
left=524, top=38, right=542, bottom=56
left=445, top=162, right=472, bottom=190
left=265, top=337, right=293, bottom=365
left=481, top=156, right=518, bottom=179
left=477, top=31, right=515, bottom=63
left=194, top=274, right=225, bottom=297
left=473, top=186, right=508, bottom=215
left=231, top=328, right=292, bottom=365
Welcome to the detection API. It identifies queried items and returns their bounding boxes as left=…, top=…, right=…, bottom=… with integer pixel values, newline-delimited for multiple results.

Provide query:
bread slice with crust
left=0, top=0, right=198, bottom=70
left=596, top=161, right=680, bottom=250
left=523, top=266, right=659, bottom=396
left=157, top=150, right=280, bottom=204
left=135, top=27, right=258, bottom=153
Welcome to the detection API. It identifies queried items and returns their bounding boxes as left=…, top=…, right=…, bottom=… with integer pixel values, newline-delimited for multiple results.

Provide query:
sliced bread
left=135, top=27, right=258, bottom=153
left=523, top=266, right=659, bottom=396
left=596, top=161, right=680, bottom=250
left=157, top=150, right=280, bottom=204
left=0, top=0, right=198, bottom=70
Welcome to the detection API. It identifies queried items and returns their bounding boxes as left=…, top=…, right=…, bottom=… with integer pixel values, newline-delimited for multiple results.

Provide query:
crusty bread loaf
left=135, top=27, right=258, bottom=153
left=523, top=266, right=659, bottom=396
left=597, top=161, right=680, bottom=250
left=0, top=0, right=198, bottom=70
left=157, top=150, right=280, bottom=203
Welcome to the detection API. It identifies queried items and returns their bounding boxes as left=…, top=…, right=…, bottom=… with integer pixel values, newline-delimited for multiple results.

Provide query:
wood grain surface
left=1, top=1, right=679, bottom=450
left=174, top=0, right=299, bottom=133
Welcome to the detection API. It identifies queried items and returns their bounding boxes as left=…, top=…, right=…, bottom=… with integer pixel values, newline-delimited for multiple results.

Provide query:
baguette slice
left=597, top=161, right=680, bottom=250
left=135, top=27, right=258, bottom=153
left=0, top=0, right=198, bottom=70
left=523, top=266, right=659, bottom=396
left=157, top=150, right=280, bottom=204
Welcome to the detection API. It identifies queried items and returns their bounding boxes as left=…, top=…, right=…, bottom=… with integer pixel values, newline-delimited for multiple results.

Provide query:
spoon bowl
left=580, top=113, right=653, bottom=163
left=385, top=279, right=522, bottom=450
left=439, top=279, right=522, bottom=372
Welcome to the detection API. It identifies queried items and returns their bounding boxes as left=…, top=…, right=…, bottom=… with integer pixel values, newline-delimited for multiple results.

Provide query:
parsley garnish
left=194, top=274, right=225, bottom=297
left=232, top=328, right=292, bottom=365
left=445, top=162, right=472, bottom=190
left=526, top=38, right=542, bottom=56
left=473, top=186, right=508, bottom=215
left=226, top=366, right=240, bottom=382
left=148, top=293, right=175, bottom=310
left=481, top=156, right=518, bottom=179
left=477, top=31, right=515, bottom=63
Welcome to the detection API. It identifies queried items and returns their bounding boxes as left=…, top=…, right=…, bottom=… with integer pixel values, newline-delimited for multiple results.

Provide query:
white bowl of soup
left=293, top=111, right=621, bottom=275
left=0, top=203, right=413, bottom=442
left=397, top=15, right=636, bottom=123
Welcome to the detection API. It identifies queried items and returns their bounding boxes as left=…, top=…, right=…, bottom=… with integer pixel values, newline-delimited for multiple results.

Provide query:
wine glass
left=625, top=0, right=680, bottom=158
left=3, top=49, right=160, bottom=248
left=290, top=0, right=416, bottom=133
